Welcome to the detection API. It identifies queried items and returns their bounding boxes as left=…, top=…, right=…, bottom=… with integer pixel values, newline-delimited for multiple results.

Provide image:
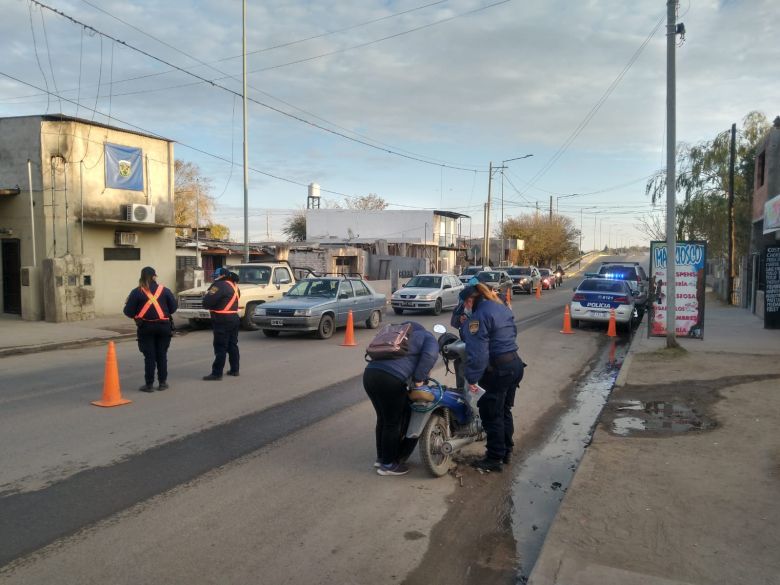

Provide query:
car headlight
left=422, top=293, right=437, bottom=300
left=293, top=309, right=311, bottom=317
left=520, top=278, right=528, bottom=283
left=255, top=307, right=266, bottom=316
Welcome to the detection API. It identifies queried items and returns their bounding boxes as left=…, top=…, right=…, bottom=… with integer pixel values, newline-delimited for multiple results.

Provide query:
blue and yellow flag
left=105, top=143, right=144, bottom=191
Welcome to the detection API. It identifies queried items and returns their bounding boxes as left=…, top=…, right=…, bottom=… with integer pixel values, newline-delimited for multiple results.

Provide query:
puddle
left=610, top=400, right=716, bottom=436
left=512, top=339, right=628, bottom=583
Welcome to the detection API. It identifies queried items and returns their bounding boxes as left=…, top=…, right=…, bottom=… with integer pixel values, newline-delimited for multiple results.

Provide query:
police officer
left=202, top=267, right=240, bottom=380
left=460, top=283, right=525, bottom=472
left=123, top=266, right=178, bottom=392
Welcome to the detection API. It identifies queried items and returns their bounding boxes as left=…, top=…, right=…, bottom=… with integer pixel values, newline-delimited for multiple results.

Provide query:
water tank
left=308, top=183, right=320, bottom=198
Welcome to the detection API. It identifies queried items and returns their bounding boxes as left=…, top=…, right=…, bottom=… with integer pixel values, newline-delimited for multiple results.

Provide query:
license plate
left=589, top=310, right=608, bottom=316
left=270, top=319, right=284, bottom=326
left=198, top=311, right=210, bottom=318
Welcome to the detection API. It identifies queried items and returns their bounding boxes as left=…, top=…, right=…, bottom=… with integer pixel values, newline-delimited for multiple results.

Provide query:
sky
left=1, top=0, right=778, bottom=250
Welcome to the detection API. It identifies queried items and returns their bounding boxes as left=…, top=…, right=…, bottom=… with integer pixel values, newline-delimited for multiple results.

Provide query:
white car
left=391, top=274, right=464, bottom=315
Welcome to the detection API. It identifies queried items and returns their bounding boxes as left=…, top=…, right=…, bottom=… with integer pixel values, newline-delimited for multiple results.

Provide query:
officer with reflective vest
left=459, top=283, right=525, bottom=472
left=202, top=267, right=240, bottom=380
left=123, top=266, right=178, bottom=392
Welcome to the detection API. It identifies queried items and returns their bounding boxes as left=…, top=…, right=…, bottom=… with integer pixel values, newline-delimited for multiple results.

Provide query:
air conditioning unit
left=115, top=231, right=139, bottom=246
left=126, top=203, right=155, bottom=224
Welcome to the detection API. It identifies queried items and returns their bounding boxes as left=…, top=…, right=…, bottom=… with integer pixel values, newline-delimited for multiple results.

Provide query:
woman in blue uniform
left=123, top=266, right=177, bottom=392
left=459, top=283, right=524, bottom=472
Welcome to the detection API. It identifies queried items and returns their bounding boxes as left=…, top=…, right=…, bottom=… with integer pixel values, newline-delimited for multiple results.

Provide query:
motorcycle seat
left=408, top=389, right=436, bottom=402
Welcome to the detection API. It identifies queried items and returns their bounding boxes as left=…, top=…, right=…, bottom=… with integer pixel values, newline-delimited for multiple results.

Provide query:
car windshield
left=229, top=265, right=271, bottom=285
left=286, top=279, right=338, bottom=298
left=598, top=266, right=637, bottom=280
left=406, top=275, right=442, bottom=288
left=462, top=267, right=481, bottom=275
left=539, top=269, right=551, bottom=276
left=579, top=279, right=626, bottom=293
left=477, top=272, right=500, bottom=282
left=507, top=267, right=531, bottom=275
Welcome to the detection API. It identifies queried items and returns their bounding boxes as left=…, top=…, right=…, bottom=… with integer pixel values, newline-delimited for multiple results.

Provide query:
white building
left=305, top=208, right=468, bottom=274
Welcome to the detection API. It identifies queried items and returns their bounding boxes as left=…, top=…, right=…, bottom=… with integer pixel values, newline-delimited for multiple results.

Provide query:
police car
left=569, top=277, right=640, bottom=330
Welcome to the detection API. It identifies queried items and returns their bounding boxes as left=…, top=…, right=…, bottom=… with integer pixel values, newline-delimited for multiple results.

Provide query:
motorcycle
left=405, top=324, right=486, bottom=477
left=554, top=270, right=564, bottom=286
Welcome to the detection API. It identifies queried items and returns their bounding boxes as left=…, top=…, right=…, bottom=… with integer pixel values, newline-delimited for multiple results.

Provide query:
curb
left=0, top=332, right=137, bottom=358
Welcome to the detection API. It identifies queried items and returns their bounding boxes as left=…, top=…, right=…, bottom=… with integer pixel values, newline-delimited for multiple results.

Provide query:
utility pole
left=727, top=122, right=736, bottom=305
left=549, top=196, right=553, bottom=221
left=484, top=162, right=493, bottom=266
left=665, top=0, right=681, bottom=348
left=242, top=0, right=250, bottom=262
left=195, top=182, right=201, bottom=267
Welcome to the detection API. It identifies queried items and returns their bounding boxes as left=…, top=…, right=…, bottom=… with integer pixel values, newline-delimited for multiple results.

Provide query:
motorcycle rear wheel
left=419, top=413, right=452, bottom=477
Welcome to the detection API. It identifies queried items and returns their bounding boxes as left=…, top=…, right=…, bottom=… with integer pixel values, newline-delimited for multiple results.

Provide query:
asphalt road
left=0, top=254, right=642, bottom=583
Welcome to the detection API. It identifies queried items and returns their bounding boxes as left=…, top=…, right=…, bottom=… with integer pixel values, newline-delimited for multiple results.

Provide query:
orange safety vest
left=136, top=285, right=168, bottom=320
left=211, top=280, right=239, bottom=314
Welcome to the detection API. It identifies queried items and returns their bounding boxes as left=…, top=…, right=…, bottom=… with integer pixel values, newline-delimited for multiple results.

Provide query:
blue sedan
left=252, top=277, right=386, bottom=339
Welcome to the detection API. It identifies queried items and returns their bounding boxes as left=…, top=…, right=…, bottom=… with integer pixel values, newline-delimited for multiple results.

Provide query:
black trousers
left=363, top=368, right=417, bottom=465
left=477, top=354, right=524, bottom=461
left=137, top=320, right=173, bottom=385
left=211, top=317, right=240, bottom=376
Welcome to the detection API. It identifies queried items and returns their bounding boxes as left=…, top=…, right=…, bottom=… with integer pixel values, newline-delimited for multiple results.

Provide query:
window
left=104, top=248, right=141, bottom=261
left=177, top=256, right=197, bottom=271
left=274, top=267, right=292, bottom=285
left=352, top=281, right=370, bottom=296
left=338, top=281, right=354, bottom=298
left=757, top=151, right=766, bottom=188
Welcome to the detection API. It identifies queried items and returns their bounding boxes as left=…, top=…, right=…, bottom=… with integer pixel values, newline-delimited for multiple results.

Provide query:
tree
left=323, top=193, right=389, bottom=210
left=174, top=160, right=215, bottom=233
left=635, top=211, right=666, bottom=241
left=644, top=111, right=770, bottom=258
left=208, top=224, right=231, bottom=240
left=501, top=213, right=579, bottom=265
left=282, top=211, right=306, bottom=242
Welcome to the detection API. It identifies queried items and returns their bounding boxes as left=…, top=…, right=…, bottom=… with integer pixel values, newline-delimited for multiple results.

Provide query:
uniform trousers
left=363, top=368, right=417, bottom=465
left=477, top=353, right=524, bottom=460
left=211, top=316, right=240, bottom=376
left=137, top=320, right=173, bottom=385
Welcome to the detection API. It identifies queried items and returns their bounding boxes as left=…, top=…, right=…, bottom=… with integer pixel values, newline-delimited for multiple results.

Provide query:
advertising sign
left=764, top=194, right=780, bottom=234
left=649, top=241, right=706, bottom=339
left=764, top=245, right=780, bottom=329
left=105, top=143, right=144, bottom=191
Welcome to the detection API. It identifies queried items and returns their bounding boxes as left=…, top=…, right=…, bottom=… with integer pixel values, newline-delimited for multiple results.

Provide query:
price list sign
left=765, top=245, right=780, bottom=329
left=649, top=241, right=707, bottom=339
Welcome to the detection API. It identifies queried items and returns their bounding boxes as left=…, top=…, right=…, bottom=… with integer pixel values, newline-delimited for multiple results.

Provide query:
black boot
left=472, top=457, right=503, bottom=472
left=139, top=384, right=154, bottom=393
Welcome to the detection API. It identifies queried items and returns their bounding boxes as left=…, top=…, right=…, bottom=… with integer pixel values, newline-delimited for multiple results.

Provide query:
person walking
left=123, top=266, right=177, bottom=392
left=202, top=267, right=241, bottom=381
left=363, top=322, right=438, bottom=476
left=459, top=283, right=525, bottom=472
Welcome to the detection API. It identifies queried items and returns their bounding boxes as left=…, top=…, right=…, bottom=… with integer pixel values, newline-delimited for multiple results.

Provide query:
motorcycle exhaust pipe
left=441, top=436, right=479, bottom=455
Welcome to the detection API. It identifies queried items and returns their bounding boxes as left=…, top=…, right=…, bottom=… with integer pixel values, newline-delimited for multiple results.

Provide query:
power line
left=21, top=0, right=494, bottom=172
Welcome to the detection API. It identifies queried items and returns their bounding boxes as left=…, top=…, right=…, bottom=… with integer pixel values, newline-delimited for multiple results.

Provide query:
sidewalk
left=0, top=314, right=190, bottom=357
left=529, top=296, right=780, bottom=585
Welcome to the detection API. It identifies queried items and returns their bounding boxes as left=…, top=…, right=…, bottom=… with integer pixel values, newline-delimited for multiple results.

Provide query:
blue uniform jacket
left=366, top=322, right=439, bottom=384
left=123, top=282, right=178, bottom=320
left=202, top=278, right=241, bottom=320
left=461, top=299, right=518, bottom=384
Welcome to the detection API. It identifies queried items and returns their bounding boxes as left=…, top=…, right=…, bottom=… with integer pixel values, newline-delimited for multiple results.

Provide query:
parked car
left=474, top=270, right=512, bottom=299
left=391, top=274, right=463, bottom=315
left=252, top=276, right=386, bottom=339
left=507, top=266, right=541, bottom=294
left=597, top=262, right=649, bottom=305
left=539, top=268, right=556, bottom=290
left=570, top=277, right=640, bottom=331
left=458, top=265, right=489, bottom=284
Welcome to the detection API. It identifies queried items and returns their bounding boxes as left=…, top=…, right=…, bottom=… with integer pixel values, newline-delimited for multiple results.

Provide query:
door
left=1, top=239, right=21, bottom=314
left=336, top=281, right=357, bottom=326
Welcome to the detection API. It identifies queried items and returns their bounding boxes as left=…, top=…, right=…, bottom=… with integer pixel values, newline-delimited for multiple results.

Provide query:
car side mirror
left=401, top=283, right=407, bottom=287
left=572, top=286, right=577, bottom=291
left=632, top=290, right=640, bottom=297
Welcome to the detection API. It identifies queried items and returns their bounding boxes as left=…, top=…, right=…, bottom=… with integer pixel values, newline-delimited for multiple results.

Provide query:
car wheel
left=393, top=308, right=404, bottom=315
left=431, top=298, right=442, bottom=316
left=571, top=319, right=580, bottom=328
left=262, top=329, right=280, bottom=337
left=316, top=314, right=335, bottom=339
left=241, top=302, right=260, bottom=331
left=366, top=310, right=381, bottom=329
left=188, top=318, right=209, bottom=330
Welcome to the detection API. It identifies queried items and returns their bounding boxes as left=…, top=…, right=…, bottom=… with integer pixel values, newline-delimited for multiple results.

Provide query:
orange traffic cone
left=606, top=309, right=617, bottom=338
left=91, top=341, right=132, bottom=407
left=341, top=309, right=357, bottom=347
left=560, top=305, right=574, bottom=334
left=535, top=283, right=542, bottom=299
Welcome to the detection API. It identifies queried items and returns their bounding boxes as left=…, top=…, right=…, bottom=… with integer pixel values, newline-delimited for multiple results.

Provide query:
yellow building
left=0, top=115, right=176, bottom=321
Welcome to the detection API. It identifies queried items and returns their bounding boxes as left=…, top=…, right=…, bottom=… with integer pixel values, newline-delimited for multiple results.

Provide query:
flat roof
left=1, top=114, right=173, bottom=143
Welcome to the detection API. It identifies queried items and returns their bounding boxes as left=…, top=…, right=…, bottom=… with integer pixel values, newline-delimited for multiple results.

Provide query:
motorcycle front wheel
left=419, top=412, right=452, bottom=477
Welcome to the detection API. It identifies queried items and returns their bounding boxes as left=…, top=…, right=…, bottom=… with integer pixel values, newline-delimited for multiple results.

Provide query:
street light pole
left=242, top=0, right=250, bottom=262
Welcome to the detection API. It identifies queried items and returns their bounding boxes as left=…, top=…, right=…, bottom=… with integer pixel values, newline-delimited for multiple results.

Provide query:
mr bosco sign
left=649, top=241, right=707, bottom=339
